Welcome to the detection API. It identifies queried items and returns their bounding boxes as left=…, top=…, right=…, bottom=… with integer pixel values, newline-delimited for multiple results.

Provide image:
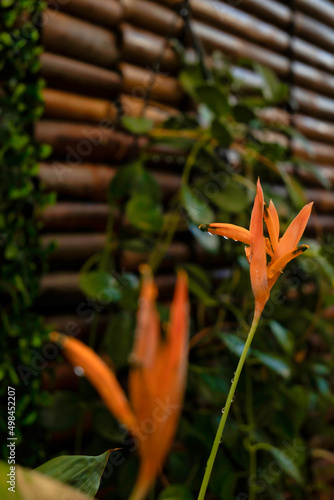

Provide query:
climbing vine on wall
left=0, top=0, right=52, bottom=466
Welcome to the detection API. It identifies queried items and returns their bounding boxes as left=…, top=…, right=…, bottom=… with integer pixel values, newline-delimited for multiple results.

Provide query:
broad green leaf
left=109, top=161, right=160, bottom=203
left=80, top=272, right=122, bottom=302
left=122, top=116, right=153, bottom=135
left=267, top=446, right=303, bottom=484
left=104, top=311, right=135, bottom=367
left=179, top=65, right=205, bottom=98
left=158, top=484, right=194, bottom=500
left=254, top=64, right=288, bottom=103
left=181, top=185, right=214, bottom=225
left=195, top=84, right=230, bottom=116
left=232, top=104, right=255, bottom=124
left=36, top=450, right=111, bottom=498
left=220, top=333, right=291, bottom=378
left=269, top=320, right=294, bottom=354
left=252, top=349, right=291, bottom=379
left=126, top=194, right=163, bottom=232
left=210, top=118, right=232, bottom=147
left=211, top=181, right=250, bottom=213
left=219, top=333, right=246, bottom=357
left=0, top=460, right=93, bottom=500
left=183, top=261, right=217, bottom=305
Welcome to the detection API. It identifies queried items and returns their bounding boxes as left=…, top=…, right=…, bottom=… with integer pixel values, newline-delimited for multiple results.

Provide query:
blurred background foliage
left=1, top=2, right=334, bottom=499
left=0, top=0, right=53, bottom=467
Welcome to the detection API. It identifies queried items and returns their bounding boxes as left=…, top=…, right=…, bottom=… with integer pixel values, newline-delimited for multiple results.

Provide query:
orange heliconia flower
left=129, top=266, right=189, bottom=500
left=200, top=179, right=313, bottom=319
left=50, top=267, right=189, bottom=500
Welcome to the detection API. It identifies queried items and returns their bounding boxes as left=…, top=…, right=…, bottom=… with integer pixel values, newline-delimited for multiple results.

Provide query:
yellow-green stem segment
left=197, top=313, right=260, bottom=500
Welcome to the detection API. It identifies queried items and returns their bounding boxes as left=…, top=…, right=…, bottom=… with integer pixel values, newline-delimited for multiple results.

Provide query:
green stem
left=197, top=313, right=260, bottom=500
left=249, top=445, right=257, bottom=500
left=246, top=368, right=257, bottom=500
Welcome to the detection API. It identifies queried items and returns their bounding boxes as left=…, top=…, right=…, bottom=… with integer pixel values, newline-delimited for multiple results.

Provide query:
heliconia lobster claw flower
left=50, top=267, right=189, bottom=500
left=199, top=178, right=313, bottom=321
left=129, top=265, right=189, bottom=500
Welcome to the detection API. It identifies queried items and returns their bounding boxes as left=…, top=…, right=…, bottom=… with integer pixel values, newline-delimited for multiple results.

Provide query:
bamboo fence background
left=36, top=0, right=334, bottom=333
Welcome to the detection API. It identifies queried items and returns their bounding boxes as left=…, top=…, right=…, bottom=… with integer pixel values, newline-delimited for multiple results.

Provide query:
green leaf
left=210, top=118, right=232, bottom=147
left=254, top=63, right=288, bottom=102
left=179, top=66, right=205, bottom=98
left=232, top=104, right=256, bottom=124
left=79, top=272, right=122, bottom=302
left=269, top=320, right=294, bottom=354
left=220, top=333, right=291, bottom=378
left=195, top=84, right=230, bottom=116
left=158, top=485, right=194, bottom=500
left=211, top=181, right=250, bottom=213
left=252, top=349, right=291, bottom=379
left=181, top=185, right=214, bottom=225
left=0, top=460, right=93, bottom=500
left=126, top=194, right=163, bottom=232
left=122, top=116, right=154, bottom=135
left=219, top=333, right=246, bottom=357
left=109, top=161, right=160, bottom=203
left=104, top=311, right=135, bottom=368
left=182, top=261, right=217, bottom=306
left=267, top=446, right=303, bottom=484
left=36, top=450, right=111, bottom=498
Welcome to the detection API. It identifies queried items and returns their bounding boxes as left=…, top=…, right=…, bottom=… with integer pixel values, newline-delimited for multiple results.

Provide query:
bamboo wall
left=37, top=0, right=334, bottom=328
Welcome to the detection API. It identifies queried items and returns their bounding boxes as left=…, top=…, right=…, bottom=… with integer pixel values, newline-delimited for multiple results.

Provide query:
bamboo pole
left=294, top=114, right=334, bottom=144
left=122, top=0, right=184, bottom=35
left=120, top=23, right=180, bottom=73
left=292, top=87, right=334, bottom=121
left=189, top=0, right=289, bottom=53
left=42, top=89, right=118, bottom=123
left=42, top=89, right=178, bottom=124
left=40, top=203, right=110, bottom=231
left=40, top=53, right=122, bottom=98
left=39, top=163, right=181, bottom=202
left=35, top=121, right=148, bottom=161
left=218, top=0, right=291, bottom=27
left=42, top=9, right=119, bottom=68
left=295, top=12, right=334, bottom=54
left=192, top=21, right=290, bottom=76
left=120, top=62, right=184, bottom=105
left=48, top=0, right=123, bottom=29
left=295, top=0, right=334, bottom=30
left=292, top=37, right=334, bottom=74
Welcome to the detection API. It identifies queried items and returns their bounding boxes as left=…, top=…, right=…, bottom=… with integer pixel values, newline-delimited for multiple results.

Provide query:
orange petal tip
left=49, top=331, right=66, bottom=345
left=199, top=224, right=209, bottom=232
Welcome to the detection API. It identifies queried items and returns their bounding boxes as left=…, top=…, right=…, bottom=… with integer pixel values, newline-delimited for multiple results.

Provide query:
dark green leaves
left=80, top=272, right=122, bottom=303
left=109, top=161, right=160, bottom=203
left=126, top=194, right=163, bottom=232
left=158, top=485, right=194, bottom=500
left=210, top=118, right=232, bottom=147
left=267, top=446, right=303, bottom=484
left=232, top=104, right=255, bottom=124
left=36, top=450, right=111, bottom=498
left=195, top=84, right=230, bottom=116
left=122, top=116, right=154, bottom=135
left=254, top=63, right=288, bottom=103
left=219, top=333, right=291, bottom=378
left=181, top=185, right=214, bottom=225
left=211, top=181, right=250, bottom=214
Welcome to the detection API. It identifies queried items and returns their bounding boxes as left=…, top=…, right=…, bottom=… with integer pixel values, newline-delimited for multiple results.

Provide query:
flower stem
left=197, top=313, right=260, bottom=500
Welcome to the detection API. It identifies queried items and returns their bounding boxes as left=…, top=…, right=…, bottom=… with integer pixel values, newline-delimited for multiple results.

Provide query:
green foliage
left=36, top=450, right=111, bottom=498
left=0, top=0, right=51, bottom=467
left=11, top=25, right=331, bottom=500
